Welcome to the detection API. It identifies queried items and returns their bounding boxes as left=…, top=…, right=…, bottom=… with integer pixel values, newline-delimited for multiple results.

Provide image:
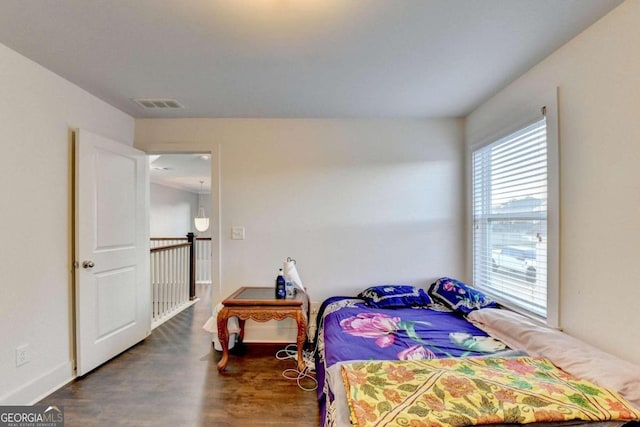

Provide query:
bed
left=314, top=278, right=640, bottom=427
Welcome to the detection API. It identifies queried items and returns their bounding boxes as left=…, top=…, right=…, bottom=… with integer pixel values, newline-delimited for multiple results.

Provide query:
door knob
left=82, top=260, right=95, bottom=269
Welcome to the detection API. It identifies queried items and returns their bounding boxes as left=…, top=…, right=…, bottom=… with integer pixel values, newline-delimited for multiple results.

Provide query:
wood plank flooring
left=39, top=284, right=320, bottom=426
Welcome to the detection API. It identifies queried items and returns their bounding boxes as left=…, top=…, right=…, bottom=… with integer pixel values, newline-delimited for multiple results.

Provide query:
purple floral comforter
left=314, top=296, right=508, bottom=426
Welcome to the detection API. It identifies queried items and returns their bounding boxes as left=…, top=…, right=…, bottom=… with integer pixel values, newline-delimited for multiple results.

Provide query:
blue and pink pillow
left=358, top=285, right=433, bottom=309
left=427, top=277, right=497, bottom=314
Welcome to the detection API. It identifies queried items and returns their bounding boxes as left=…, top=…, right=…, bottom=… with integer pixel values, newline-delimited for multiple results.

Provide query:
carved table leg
left=296, top=311, right=308, bottom=372
left=217, top=307, right=230, bottom=371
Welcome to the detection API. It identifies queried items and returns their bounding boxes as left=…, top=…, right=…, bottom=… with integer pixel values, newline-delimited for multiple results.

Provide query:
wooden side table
left=216, top=286, right=308, bottom=372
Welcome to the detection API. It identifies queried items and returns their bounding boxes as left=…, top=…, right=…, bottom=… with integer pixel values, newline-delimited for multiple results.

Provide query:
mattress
left=314, top=296, right=639, bottom=427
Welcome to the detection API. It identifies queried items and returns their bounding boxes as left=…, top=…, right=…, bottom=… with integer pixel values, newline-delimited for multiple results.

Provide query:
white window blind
left=472, top=118, right=548, bottom=318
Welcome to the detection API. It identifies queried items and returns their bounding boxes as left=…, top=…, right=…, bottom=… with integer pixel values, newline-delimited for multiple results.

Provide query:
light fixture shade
left=194, top=217, right=209, bottom=232
left=195, top=206, right=209, bottom=232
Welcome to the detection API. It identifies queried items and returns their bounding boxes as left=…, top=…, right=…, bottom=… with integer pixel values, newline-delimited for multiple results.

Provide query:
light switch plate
left=231, top=226, right=245, bottom=240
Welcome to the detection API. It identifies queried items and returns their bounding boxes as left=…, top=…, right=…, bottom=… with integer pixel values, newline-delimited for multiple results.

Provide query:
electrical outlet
left=16, top=344, right=30, bottom=367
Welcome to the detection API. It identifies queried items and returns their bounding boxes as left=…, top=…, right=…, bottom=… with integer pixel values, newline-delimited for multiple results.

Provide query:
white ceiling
left=0, top=0, right=622, bottom=119
left=149, top=154, right=211, bottom=193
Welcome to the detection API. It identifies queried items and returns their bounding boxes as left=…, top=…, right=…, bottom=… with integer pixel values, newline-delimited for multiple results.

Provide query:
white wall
left=465, top=0, right=640, bottom=365
left=0, top=42, right=134, bottom=403
left=150, top=183, right=199, bottom=237
left=135, top=119, right=464, bottom=340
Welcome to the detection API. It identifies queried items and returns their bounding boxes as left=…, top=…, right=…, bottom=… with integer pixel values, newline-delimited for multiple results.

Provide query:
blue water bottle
left=275, top=268, right=286, bottom=299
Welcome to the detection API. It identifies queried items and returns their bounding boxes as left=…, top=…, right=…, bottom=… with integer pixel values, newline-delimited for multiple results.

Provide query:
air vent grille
left=133, top=98, right=184, bottom=110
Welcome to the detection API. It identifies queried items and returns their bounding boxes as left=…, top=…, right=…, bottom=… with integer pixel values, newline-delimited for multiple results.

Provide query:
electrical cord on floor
left=275, top=344, right=317, bottom=392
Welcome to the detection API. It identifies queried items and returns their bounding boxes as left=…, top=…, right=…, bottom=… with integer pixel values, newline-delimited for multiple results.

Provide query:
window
left=472, top=115, right=555, bottom=322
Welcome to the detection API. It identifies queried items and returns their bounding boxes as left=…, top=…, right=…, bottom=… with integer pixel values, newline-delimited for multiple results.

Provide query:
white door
left=75, top=129, right=150, bottom=376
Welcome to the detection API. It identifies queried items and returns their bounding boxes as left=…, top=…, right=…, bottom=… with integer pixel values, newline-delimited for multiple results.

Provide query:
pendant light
left=194, top=180, right=209, bottom=232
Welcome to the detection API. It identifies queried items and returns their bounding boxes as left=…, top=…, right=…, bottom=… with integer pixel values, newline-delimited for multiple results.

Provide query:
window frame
left=467, top=90, right=559, bottom=328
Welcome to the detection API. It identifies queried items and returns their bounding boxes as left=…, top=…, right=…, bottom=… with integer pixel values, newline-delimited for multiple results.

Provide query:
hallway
left=40, top=284, right=319, bottom=426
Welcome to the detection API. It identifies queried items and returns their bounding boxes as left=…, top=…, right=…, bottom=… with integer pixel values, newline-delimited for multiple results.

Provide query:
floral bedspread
left=315, top=297, right=510, bottom=427
left=318, top=298, right=506, bottom=370
left=341, top=357, right=640, bottom=427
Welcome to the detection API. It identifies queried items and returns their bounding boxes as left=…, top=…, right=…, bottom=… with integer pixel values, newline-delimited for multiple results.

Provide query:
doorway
left=148, top=153, right=212, bottom=327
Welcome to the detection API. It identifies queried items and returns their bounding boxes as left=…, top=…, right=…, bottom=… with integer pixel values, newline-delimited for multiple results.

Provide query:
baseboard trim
left=0, top=361, right=74, bottom=405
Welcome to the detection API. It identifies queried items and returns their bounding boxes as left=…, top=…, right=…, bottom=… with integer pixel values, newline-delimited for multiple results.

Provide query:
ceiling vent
left=133, top=98, right=184, bottom=110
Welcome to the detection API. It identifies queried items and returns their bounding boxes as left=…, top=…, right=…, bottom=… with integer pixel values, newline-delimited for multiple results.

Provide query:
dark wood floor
left=39, top=284, right=320, bottom=426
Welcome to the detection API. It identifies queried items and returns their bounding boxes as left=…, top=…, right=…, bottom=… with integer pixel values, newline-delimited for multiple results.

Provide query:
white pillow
left=467, top=308, right=640, bottom=409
